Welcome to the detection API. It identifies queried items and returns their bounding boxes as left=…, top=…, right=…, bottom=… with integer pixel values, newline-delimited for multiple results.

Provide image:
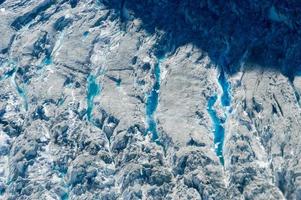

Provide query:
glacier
left=0, top=0, right=301, bottom=200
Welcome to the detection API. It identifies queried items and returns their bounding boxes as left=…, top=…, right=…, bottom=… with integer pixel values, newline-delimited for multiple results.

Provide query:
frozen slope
left=0, top=1, right=301, bottom=200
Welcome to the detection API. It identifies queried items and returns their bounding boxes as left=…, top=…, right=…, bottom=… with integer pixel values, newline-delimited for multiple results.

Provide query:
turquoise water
left=207, top=95, right=225, bottom=165
left=207, top=69, right=231, bottom=165
left=43, top=56, right=53, bottom=65
left=146, top=57, right=163, bottom=141
left=61, top=192, right=69, bottom=200
left=36, top=56, right=52, bottom=74
left=86, top=74, right=101, bottom=121
left=83, top=31, right=89, bottom=38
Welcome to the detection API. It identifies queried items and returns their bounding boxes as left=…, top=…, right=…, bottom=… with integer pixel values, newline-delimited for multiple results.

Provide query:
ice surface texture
left=0, top=1, right=301, bottom=200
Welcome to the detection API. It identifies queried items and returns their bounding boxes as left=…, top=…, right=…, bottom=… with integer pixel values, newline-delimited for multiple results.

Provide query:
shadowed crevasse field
left=103, top=0, right=301, bottom=80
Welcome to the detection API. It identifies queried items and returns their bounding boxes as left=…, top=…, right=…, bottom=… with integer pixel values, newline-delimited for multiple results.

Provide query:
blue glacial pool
left=146, top=57, right=163, bottom=141
left=207, top=69, right=231, bottom=165
left=207, top=95, right=225, bottom=165
left=86, top=74, right=101, bottom=121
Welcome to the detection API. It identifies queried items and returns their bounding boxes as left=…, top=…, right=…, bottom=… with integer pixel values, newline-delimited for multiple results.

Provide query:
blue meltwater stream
left=207, top=69, right=231, bottom=165
left=146, top=57, right=165, bottom=141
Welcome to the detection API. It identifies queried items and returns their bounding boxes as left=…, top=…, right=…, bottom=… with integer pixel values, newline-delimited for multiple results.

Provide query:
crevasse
left=146, top=56, right=165, bottom=141
left=207, top=69, right=231, bottom=165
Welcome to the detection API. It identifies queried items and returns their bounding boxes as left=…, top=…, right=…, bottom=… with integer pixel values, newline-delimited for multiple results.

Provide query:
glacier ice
left=0, top=1, right=300, bottom=200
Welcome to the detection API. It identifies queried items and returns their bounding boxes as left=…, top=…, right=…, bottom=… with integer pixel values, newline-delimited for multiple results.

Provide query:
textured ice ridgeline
left=0, top=0, right=301, bottom=199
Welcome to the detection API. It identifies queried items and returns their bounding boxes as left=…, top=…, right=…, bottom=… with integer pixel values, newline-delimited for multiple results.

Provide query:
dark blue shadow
left=102, top=0, right=301, bottom=80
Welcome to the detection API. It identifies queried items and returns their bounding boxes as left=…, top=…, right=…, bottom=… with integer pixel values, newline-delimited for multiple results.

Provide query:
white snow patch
left=257, top=160, right=269, bottom=168
left=161, top=68, right=168, bottom=80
